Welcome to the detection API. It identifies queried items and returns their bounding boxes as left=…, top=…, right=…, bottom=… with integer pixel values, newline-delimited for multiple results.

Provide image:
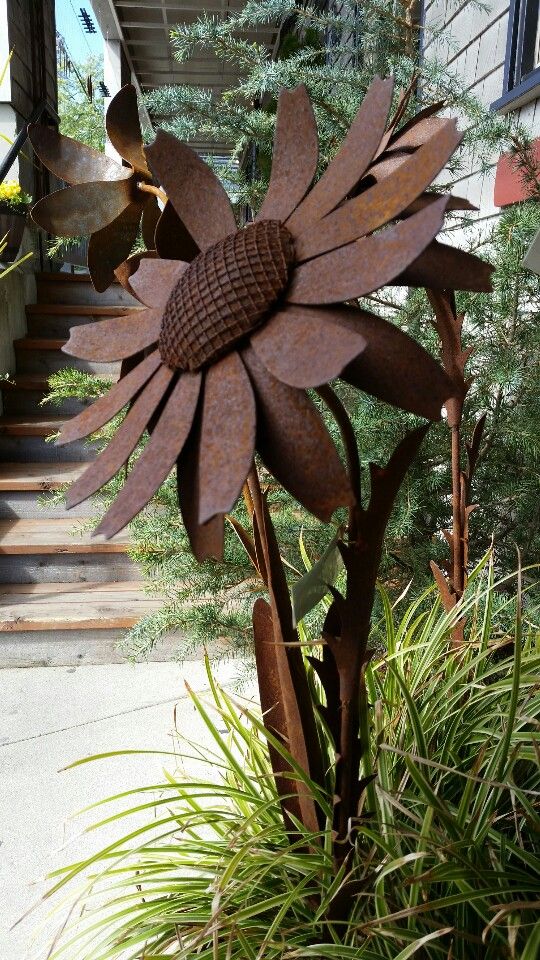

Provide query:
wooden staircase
left=0, top=272, right=165, bottom=667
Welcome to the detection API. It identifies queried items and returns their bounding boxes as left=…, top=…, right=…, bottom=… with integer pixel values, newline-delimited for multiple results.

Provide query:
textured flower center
left=159, top=219, right=295, bottom=371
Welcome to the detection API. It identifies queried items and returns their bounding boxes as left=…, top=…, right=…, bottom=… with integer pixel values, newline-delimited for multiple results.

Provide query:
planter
left=0, top=205, right=28, bottom=262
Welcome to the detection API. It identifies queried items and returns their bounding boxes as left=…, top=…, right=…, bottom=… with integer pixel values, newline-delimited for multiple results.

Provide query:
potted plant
left=0, top=179, right=32, bottom=261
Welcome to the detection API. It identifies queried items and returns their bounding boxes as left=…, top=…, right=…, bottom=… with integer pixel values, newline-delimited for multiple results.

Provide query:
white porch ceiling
left=89, top=1, right=281, bottom=153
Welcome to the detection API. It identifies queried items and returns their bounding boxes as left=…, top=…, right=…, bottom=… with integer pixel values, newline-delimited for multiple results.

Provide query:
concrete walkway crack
left=1, top=692, right=191, bottom=747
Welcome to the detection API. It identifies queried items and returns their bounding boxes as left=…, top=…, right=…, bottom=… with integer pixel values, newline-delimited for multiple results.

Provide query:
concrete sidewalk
left=0, top=659, right=254, bottom=958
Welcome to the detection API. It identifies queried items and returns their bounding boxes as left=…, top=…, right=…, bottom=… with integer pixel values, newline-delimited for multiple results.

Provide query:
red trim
left=494, top=137, right=540, bottom=206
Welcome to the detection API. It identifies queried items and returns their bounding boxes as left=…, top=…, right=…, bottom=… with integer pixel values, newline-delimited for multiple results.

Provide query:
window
left=492, top=0, right=540, bottom=111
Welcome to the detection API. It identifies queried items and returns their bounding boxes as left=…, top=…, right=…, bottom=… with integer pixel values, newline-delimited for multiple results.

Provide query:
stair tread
left=0, top=518, right=130, bottom=554
left=0, top=581, right=156, bottom=631
left=14, top=337, right=66, bottom=350
left=0, top=462, right=86, bottom=490
left=36, top=272, right=120, bottom=284
left=27, top=303, right=140, bottom=316
left=0, top=414, right=65, bottom=436
left=2, top=374, right=50, bottom=391
left=36, top=272, right=91, bottom=282
left=2, top=373, right=110, bottom=391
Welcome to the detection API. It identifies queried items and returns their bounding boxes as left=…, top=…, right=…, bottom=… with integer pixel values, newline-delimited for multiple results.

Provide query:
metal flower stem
left=427, top=290, right=486, bottom=646
left=317, top=385, right=372, bottom=858
left=137, top=182, right=168, bottom=205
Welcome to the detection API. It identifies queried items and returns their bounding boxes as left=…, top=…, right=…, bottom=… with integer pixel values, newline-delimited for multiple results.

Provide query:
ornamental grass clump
left=38, top=559, right=540, bottom=959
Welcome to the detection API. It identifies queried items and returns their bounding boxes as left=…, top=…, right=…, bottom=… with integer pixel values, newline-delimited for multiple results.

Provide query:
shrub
left=38, top=557, right=540, bottom=959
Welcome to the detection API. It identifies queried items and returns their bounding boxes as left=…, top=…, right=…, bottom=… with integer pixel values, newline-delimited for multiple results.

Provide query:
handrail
left=0, top=99, right=59, bottom=185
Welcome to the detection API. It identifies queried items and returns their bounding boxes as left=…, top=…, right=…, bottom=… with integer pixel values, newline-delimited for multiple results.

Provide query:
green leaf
left=292, top=529, right=343, bottom=625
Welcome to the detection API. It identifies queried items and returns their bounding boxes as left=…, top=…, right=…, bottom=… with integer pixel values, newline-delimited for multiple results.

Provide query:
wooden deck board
left=0, top=518, right=130, bottom=554
left=0, top=463, right=86, bottom=490
left=0, top=416, right=65, bottom=436
left=0, top=582, right=157, bottom=631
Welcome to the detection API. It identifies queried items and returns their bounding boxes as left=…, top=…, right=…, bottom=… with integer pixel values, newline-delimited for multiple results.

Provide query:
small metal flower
left=55, top=78, right=492, bottom=561
left=29, top=85, right=194, bottom=291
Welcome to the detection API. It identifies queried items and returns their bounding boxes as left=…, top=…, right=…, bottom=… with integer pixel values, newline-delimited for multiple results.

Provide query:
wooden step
left=0, top=415, right=64, bottom=436
left=26, top=303, right=140, bottom=317
left=0, top=518, right=130, bottom=554
left=0, top=581, right=157, bottom=631
left=1, top=374, right=50, bottom=392
left=13, top=338, right=119, bottom=375
left=0, top=376, right=91, bottom=416
left=14, top=337, right=65, bottom=352
left=35, top=271, right=93, bottom=282
left=35, top=272, right=139, bottom=309
left=0, top=462, right=86, bottom=490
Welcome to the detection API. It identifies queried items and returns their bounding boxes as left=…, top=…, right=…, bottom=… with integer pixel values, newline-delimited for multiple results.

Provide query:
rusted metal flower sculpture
left=29, top=85, right=194, bottom=291
left=52, top=78, right=494, bottom=563
left=45, top=78, right=495, bottom=891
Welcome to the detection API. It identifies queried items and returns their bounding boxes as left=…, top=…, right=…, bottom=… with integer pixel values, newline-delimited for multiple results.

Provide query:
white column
left=103, top=37, right=122, bottom=163
left=0, top=0, right=19, bottom=181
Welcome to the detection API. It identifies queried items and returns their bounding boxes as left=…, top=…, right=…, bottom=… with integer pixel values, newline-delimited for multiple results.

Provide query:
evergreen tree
left=57, top=54, right=105, bottom=152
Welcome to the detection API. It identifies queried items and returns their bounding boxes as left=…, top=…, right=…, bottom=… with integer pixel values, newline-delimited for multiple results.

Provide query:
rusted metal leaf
left=295, top=120, right=462, bottom=261
left=63, top=308, right=159, bottom=361
left=145, top=131, right=236, bottom=250
left=250, top=479, right=326, bottom=810
left=65, top=365, right=175, bottom=508
left=154, top=200, right=199, bottom=262
left=58, top=350, right=161, bottom=446
left=288, top=196, right=448, bottom=304
left=87, top=201, right=144, bottom=293
left=226, top=515, right=260, bottom=577
left=198, top=352, right=256, bottom=524
left=253, top=597, right=320, bottom=836
left=243, top=346, right=354, bottom=521
left=287, top=76, right=394, bottom=235
left=398, top=241, right=494, bottom=292
left=427, top=288, right=469, bottom=427
left=365, top=425, right=430, bottom=548
left=291, top=530, right=343, bottom=626
left=430, top=560, right=456, bottom=612
left=250, top=306, right=366, bottom=388
left=105, top=84, right=150, bottom=177
left=466, top=412, right=487, bottom=491
left=256, top=85, right=318, bottom=223
left=95, top=371, right=201, bottom=538
left=32, top=179, right=135, bottom=237
left=29, top=123, right=124, bottom=184
left=129, top=257, right=188, bottom=308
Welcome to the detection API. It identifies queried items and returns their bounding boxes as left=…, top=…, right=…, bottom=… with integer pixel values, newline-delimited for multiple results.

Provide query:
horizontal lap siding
left=423, top=0, right=540, bottom=221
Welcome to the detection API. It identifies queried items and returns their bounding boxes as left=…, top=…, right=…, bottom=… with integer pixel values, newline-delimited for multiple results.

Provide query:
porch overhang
left=89, top=1, right=282, bottom=154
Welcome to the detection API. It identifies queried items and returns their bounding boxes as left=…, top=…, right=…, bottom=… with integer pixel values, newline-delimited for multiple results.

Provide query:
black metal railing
left=0, top=99, right=59, bottom=185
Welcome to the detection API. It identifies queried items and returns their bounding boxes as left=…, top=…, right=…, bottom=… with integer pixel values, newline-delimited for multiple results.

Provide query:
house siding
left=423, top=0, right=540, bottom=225
left=0, top=0, right=57, bottom=399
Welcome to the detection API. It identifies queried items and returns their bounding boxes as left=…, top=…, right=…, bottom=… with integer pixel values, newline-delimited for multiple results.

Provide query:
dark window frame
left=491, top=0, right=540, bottom=111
